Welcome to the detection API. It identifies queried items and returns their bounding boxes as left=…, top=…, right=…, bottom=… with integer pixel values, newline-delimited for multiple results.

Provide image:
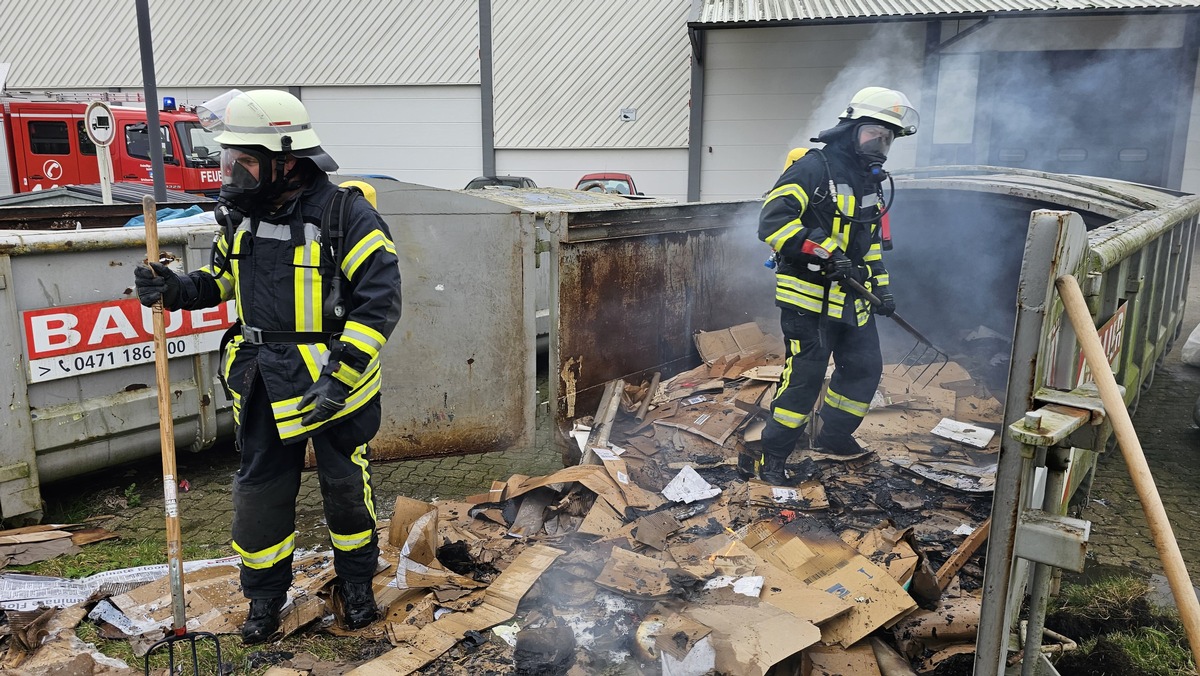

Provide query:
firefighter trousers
left=231, top=371, right=381, bottom=600
left=760, top=309, right=882, bottom=460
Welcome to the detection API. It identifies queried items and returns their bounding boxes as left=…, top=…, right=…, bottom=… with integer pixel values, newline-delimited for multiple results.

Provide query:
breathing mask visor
left=217, top=146, right=304, bottom=215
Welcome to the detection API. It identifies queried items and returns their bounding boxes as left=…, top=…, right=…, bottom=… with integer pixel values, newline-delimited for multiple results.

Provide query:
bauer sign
left=22, top=299, right=236, bottom=383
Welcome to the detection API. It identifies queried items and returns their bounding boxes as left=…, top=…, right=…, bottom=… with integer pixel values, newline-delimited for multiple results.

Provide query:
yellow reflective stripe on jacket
left=275, top=368, right=382, bottom=440
left=342, top=230, right=396, bottom=281
left=873, top=272, right=890, bottom=286
left=824, top=388, right=870, bottom=418
left=342, top=322, right=386, bottom=360
left=864, top=242, right=883, bottom=263
left=762, top=184, right=811, bottom=250
left=830, top=193, right=859, bottom=250
left=231, top=230, right=248, bottom=319
left=298, top=344, right=323, bottom=382
left=232, top=531, right=296, bottom=569
left=331, top=360, right=364, bottom=387
left=293, top=241, right=322, bottom=331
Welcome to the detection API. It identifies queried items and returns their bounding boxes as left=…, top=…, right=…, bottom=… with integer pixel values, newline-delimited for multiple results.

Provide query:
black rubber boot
left=759, top=455, right=789, bottom=486
left=339, top=580, right=379, bottom=630
left=241, top=595, right=285, bottom=645
left=815, top=432, right=867, bottom=457
left=737, top=450, right=761, bottom=480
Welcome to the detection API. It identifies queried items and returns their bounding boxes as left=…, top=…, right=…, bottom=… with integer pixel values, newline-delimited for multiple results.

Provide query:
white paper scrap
left=492, top=622, right=520, bottom=647
left=732, top=576, right=765, bottom=597
left=702, top=575, right=764, bottom=598
left=571, top=423, right=592, bottom=454
left=931, top=418, right=996, bottom=448
left=771, top=487, right=799, bottom=502
left=662, top=636, right=717, bottom=676
left=593, top=447, right=620, bottom=462
left=954, top=524, right=975, bottom=536
left=661, top=466, right=721, bottom=504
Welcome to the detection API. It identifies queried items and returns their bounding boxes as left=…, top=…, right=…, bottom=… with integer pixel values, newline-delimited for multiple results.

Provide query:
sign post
left=84, top=101, right=117, bottom=204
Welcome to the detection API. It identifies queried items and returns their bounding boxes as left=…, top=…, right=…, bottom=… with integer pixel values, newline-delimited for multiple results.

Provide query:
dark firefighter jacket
left=758, top=142, right=888, bottom=326
left=183, top=174, right=402, bottom=442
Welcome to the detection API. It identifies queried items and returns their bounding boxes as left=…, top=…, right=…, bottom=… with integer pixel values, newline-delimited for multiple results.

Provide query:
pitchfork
left=841, top=277, right=951, bottom=386
left=140, top=196, right=223, bottom=675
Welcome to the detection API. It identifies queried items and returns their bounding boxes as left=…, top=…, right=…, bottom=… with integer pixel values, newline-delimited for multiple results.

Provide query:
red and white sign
left=1075, top=301, right=1127, bottom=388
left=23, top=298, right=236, bottom=383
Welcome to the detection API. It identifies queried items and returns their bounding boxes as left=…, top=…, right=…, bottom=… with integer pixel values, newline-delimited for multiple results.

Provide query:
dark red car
left=575, top=172, right=640, bottom=196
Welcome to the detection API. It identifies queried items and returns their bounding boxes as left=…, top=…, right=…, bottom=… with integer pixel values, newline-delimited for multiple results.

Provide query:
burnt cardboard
left=595, top=547, right=674, bottom=599
left=349, top=545, right=564, bottom=676
left=803, top=643, right=883, bottom=676
left=743, top=518, right=916, bottom=647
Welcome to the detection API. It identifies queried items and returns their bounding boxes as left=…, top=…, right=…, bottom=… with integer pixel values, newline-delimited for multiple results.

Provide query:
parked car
left=464, top=175, right=537, bottom=189
left=575, top=172, right=640, bottom=195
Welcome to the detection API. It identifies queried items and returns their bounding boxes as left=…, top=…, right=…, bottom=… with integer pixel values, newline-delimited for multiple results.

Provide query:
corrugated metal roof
left=694, top=0, right=1200, bottom=25
left=0, top=0, right=478, bottom=89
left=493, top=0, right=691, bottom=149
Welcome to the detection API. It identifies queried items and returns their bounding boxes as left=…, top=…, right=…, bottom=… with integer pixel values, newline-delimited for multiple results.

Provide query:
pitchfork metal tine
left=144, top=630, right=222, bottom=675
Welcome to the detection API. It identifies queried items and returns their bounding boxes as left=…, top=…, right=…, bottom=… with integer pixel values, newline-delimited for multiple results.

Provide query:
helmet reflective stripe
left=224, top=121, right=312, bottom=134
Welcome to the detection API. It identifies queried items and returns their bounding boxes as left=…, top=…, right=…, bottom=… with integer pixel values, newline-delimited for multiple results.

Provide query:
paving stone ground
left=1082, top=239, right=1200, bottom=585
left=39, top=244, right=1200, bottom=587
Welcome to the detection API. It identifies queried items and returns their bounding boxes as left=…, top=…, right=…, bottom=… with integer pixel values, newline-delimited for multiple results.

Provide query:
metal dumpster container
left=544, top=166, right=1197, bottom=675
left=0, top=179, right=557, bottom=522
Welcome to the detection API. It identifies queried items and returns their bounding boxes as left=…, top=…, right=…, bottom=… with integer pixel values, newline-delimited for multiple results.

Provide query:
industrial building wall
left=490, top=0, right=691, bottom=199
left=495, top=148, right=689, bottom=198
left=302, top=86, right=482, bottom=189
left=0, top=0, right=479, bottom=88
left=698, top=23, right=926, bottom=203
left=699, top=14, right=1197, bottom=201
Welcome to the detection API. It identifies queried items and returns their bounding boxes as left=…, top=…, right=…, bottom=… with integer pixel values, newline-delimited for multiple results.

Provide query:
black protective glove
left=133, top=262, right=182, bottom=309
left=823, top=252, right=868, bottom=284
left=877, top=290, right=896, bottom=317
left=299, top=374, right=350, bottom=426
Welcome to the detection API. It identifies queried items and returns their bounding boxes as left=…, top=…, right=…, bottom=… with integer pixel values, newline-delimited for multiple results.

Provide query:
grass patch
left=76, top=619, right=391, bottom=675
left=1048, top=575, right=1197, bottom=676
left=8, top=538, right=225, bottom=578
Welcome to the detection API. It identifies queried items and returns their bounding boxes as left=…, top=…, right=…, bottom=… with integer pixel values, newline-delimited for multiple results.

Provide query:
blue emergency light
left=162, top=96, right=177, bottom=111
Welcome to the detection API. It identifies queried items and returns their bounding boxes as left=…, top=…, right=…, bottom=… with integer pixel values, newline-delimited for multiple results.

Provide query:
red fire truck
left=0, top=93, right=222, bottom=196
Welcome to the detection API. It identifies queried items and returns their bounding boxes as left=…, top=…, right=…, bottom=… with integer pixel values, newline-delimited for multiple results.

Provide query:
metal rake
left=841, top=277, right=951, bottom=387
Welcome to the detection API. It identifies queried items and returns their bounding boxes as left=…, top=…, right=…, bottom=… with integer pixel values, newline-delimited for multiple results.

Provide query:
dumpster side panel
left=0, top=253, right=40, bottom=520
left=371, top=190, right=535, bottom=459
left=551, top=201, right=773, bottom=427
left=6, top=228, right=228, bottom=494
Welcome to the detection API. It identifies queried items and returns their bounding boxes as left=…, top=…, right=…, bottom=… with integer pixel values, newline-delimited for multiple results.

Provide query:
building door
left=981, top=49, right=1181, bottom=187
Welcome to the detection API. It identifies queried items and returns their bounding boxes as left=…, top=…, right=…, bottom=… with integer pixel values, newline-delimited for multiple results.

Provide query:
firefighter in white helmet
left=743, top=86, right=917, bottom=485
left=133, top=89, right=402, bottom=643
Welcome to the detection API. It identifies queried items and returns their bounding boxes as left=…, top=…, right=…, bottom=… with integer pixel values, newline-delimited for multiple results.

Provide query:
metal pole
left=135, top=0, right=167, bottom=202
left=479, top=0, right=496, bottom=178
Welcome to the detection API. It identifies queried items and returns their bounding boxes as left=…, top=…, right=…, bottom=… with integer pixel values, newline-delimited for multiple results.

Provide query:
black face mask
left=854, top=124, right=895, bottom=183
left=217, top=147, right=306, bottom=217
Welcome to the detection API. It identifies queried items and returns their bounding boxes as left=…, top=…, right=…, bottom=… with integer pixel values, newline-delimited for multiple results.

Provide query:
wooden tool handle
left=143, top=195, right=187, bottom=633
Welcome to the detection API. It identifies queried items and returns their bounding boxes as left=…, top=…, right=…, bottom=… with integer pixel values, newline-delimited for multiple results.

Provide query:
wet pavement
left=38, top=245, right=1200, bottom=588
left=1084, top=241, right=1200, bottom=584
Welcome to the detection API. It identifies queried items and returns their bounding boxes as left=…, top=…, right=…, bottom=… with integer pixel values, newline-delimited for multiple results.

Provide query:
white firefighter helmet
left=201, top=89, right=337, bottom=171
left=839, top=87, right=919, bottom=137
